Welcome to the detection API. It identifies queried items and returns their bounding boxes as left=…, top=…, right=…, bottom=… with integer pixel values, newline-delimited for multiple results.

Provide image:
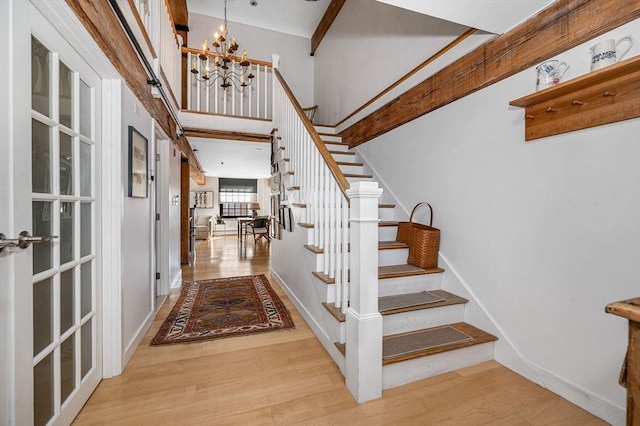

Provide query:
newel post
left=345, top=181, right=383, bottom=402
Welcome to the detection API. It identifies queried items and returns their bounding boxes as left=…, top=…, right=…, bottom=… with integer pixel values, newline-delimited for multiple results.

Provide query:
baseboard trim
left=122, top=308, right=155, bottom=368
left=522, top=359, right=625, bottom=425
left=270, top=269, right=346, bottom=374
left=170, top=270, right=182, bottom=289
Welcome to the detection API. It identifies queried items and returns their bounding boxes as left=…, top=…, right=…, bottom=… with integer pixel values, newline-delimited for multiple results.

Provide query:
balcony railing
left=183, top=48, right=273, bottom=120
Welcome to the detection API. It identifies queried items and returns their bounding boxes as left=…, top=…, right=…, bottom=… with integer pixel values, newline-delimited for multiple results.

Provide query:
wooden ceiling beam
left=65, top=0, right=204, bottom=182
left=341, top=0, right=640, bottom=148
left=184, top=128, right=272, bottom=143
left=310, top=0, right=346, bottom=56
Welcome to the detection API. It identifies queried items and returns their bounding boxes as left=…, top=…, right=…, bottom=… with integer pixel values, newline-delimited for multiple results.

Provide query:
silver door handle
left=0, top=231, right=59, bottom=252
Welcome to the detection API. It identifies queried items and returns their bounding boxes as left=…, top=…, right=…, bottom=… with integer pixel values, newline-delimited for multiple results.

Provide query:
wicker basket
left=396, top=202, right=440, bottom=269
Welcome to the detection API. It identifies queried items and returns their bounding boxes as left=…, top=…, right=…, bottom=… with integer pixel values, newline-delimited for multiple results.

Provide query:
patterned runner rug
left=151, top=274, right=294, bottom=345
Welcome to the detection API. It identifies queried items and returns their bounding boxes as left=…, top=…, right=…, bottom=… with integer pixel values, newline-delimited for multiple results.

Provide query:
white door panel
left=1, top=3, right=103, bottom=425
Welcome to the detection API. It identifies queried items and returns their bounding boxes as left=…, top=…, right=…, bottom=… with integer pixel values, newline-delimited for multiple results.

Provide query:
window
left=219, top=178, right=257, bottom=218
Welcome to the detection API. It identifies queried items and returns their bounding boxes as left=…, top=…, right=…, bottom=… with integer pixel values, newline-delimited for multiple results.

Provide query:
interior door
left=0, top=3, right=103, bottom=425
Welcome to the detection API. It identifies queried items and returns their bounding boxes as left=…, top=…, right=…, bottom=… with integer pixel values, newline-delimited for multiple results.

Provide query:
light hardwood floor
left=73, top=236, right=608, bottom=425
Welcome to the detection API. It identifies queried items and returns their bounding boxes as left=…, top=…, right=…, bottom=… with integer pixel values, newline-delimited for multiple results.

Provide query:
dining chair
left=248, top=216, right=270, bottom=243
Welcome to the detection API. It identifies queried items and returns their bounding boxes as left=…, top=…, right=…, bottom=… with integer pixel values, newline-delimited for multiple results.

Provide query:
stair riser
left=378, top=208, right=395, bottom=222
left=323, top=312, right=346, bottom=344
left=346, top=176, right=373, bottom=183
left=338, top=164, right=364, bottom=175
left=382, top=342, right=494, bottom=390
left=378, top=226, right=399, bottom=241
left=306, top=250, right=324, bottom=271
left=315, top=125, right=336, bottom=134
left=320, top=134, right=343, bottom=143
left=378, top=273, right=443, bottom=296
left=382, top=304, right=465, bottom=336
left=302, top=227, right=315, bottom=245
left=331, top=152, right=357, bottom=163
left=311, top=275, right=336, bottom=303
left=378, top=248, right=409, bottom=266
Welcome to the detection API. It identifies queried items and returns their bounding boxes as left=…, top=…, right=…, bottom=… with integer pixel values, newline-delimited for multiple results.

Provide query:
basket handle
left=409, top=202, right=433, bottom=226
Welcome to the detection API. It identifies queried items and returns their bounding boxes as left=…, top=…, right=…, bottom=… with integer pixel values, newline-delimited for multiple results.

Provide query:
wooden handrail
left=274, top=68, right=350, bottom=199
left=181, top=46, right=273, bottom=68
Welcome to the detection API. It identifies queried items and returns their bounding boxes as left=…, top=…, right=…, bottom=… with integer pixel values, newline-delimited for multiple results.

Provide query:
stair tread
left=304, top=244, right=323, bottom=254
left=322, top=140, right=346, bottom=145
left=382, top=322, right=497, bottom=365
left=312, top=270, right=338, bottom=284
left=379, top=221, right=398, bottom=227
left=292, top=203, right=307, bottom=208
left=344, top=173, right=373, bottom=178
left=378, top=264, right=444, bottom=279
left=298, top=222, right=314, bottom=228
left=322, top=302, right=346, bottom=322
left=336, top=161, right=363, bottom=166
left=378, top=290, right=468, bottom=315
left=379, top=204, right=396, bottom=208
left=378, top=240, right=408, bottom=250
left=287, top=186, right=300, bottom=191
left=329, top=150, right=355, bottom=155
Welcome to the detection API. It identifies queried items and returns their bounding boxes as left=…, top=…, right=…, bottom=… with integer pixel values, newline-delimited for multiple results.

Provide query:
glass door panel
left=29, top=30, right=98, bottom=425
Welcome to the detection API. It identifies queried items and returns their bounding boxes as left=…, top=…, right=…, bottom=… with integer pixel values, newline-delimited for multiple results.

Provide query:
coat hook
left=571, top=100, right=584, bottom=105
left=546, top=107, right=557, bottom=113
left=525, top=114, right=535, bottom=119
left=603, top=91, right=617, bottom=97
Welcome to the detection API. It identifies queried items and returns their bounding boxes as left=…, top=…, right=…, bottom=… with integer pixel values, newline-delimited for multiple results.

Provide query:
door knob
left=0, top=231, right=59, bottom=253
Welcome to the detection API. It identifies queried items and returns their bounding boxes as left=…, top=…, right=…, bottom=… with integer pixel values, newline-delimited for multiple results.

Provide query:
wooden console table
left=606, top=297, right=640, bottom=425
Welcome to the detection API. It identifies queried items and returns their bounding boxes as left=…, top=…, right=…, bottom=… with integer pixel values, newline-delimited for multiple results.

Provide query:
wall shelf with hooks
left=510, top=55, right=640, bottom=141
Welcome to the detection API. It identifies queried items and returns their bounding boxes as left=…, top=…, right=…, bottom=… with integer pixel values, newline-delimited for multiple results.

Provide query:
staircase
left=276, top=120, right=498, bottom=391
left=271, top=67, right=496, bottom=401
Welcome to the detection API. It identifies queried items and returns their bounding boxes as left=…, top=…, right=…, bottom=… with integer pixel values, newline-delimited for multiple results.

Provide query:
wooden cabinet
left=510, top=55, right=640, bottom=141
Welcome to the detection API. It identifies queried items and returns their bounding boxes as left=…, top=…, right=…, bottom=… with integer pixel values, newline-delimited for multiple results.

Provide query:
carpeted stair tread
left=322, top=302, right=346, bottom=322
left=379, top=290, right=468, bottom=315
left=378, top=240, right=408, bottom=250
left=378, top=264, right=445, bottom=279
left=382, top=322, right=498, bottom=365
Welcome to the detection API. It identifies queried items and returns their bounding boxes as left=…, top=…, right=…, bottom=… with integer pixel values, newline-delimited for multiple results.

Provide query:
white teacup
left=590, top=36, right=634, bottom=71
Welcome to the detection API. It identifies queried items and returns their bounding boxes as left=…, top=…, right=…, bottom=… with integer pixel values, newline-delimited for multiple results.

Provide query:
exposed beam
left=65, top=0, right=204, bottom=182
left=310, top=0, right=346, bottom=56
left=184, top=128, right=272, bottom=143
left=341, top=0, right=640, bottom=148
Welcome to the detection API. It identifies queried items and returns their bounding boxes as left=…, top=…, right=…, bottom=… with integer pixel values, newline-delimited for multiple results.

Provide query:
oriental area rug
left=151, top=274, right=294, bottom=345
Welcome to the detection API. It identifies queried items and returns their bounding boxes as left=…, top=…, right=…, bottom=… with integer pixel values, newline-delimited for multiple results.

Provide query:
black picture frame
left=128, top=126, right=148, bottom=198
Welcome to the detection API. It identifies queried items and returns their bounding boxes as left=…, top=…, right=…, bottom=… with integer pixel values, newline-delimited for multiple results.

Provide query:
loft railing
left=183, top=48, right=273, bottom=119
left=272, top=57, right=383, bottom=403
left=128, top=0, right=182, bottom=109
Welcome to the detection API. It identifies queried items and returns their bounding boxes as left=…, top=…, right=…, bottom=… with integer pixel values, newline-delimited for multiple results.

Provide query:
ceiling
left=190, top=138, right=272, bottom=179
left=186, top=0, right=332, bottom=38
left=184, top=0, right=556, bottom=180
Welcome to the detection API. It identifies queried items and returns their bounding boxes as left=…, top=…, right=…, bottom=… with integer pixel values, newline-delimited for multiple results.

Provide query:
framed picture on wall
left=128, top=126, right=148, bottom=198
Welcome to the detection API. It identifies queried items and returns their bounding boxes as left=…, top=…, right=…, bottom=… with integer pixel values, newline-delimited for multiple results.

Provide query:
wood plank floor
left=73, top=236, right=607, bottom=425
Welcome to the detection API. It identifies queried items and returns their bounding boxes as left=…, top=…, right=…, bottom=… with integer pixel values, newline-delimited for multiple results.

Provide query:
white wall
left=121, top=86, right=154, bottom=356
left=313, top=0, right=471, bottom=125
left=188, top=12, right=314, bottom=108
left=168, top=144, right=182, bottom=286
left=353, top=20, right=640, bottom=426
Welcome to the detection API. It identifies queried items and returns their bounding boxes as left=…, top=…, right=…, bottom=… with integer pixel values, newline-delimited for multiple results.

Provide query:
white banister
left=272, top=64, right=383, bottom=403
left=346, top=181, right=383, bottom=403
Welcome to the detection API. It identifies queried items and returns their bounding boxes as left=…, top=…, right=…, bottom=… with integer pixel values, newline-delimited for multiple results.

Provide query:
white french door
left=0, top=3, right=103, bottom=425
